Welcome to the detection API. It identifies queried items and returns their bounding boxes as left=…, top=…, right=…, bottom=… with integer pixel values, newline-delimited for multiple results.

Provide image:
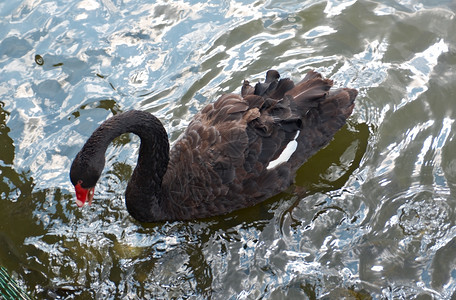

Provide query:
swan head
left=69, top=151, right=104, bottom=207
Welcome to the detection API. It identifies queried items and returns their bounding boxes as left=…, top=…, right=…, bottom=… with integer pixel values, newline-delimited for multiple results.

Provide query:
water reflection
left=0, top=102, right=34, bottom=206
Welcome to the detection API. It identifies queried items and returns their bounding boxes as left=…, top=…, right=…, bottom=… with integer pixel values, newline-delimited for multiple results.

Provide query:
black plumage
left=70, top=70, right=357, bottom=222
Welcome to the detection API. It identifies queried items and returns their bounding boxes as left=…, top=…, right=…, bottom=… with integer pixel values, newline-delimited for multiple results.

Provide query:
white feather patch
left=267, top=130, right=300, bottom=170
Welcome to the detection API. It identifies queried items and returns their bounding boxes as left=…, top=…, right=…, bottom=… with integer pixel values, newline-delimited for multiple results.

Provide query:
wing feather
left=162, top=70, right=357, bottom=219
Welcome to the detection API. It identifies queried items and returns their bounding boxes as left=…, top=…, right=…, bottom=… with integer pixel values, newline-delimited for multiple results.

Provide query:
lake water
left=1, top=0, right=456, bottom=298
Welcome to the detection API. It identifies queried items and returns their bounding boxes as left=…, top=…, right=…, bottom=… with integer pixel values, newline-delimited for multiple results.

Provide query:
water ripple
left=1, top=0, right=456, bottom=299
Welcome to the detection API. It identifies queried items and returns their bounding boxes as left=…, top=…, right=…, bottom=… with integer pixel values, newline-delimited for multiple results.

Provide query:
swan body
left=70, top=70, right=357, bottom=222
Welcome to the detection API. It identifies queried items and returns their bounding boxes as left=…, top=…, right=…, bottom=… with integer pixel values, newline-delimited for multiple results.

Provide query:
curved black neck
left=84, top=110, right=170, bottom=222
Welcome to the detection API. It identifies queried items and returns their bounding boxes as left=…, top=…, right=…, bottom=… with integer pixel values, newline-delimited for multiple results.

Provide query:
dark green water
left=1, top=0, right=456, bottom=298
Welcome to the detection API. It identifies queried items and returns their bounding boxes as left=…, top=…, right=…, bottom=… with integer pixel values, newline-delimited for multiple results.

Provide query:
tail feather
left=320, top=89, right=356, bottom=121
left=243, top=69, right=356, bottom=141
left=286, top=78, right=332, bottom=109
left=242, top=70, right=295, bottom=100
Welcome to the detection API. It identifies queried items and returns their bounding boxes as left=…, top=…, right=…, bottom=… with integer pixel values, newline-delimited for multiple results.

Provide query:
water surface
left=1, top=0, right=456, bottom=298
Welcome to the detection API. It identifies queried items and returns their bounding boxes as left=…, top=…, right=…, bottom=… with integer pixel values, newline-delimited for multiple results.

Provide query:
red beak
left=75, top=183, right=94, bottom=207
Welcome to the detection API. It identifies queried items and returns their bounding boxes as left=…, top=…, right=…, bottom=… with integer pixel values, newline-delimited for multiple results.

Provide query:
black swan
left=70, top=70, right=357, bottom=222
